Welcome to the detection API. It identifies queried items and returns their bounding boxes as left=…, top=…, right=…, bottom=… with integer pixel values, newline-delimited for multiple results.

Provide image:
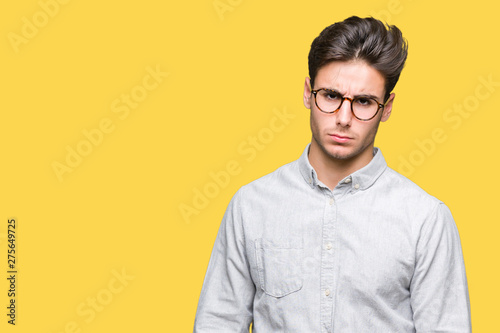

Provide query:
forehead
left=314, top=61, right=386, bottom=98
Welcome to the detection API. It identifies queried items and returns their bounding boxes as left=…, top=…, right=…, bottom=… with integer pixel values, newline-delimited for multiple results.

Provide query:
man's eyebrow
left=318, top=87, right=382, bottom=101
left=355, top=93, right=381, bottom=100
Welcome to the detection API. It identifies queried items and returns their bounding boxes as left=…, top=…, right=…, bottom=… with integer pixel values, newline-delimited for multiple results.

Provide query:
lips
left=329, top=133, right=352, bottom=143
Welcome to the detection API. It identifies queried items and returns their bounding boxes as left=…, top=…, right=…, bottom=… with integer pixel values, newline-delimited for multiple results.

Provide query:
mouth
left=329, top=134, right=352, bottom=143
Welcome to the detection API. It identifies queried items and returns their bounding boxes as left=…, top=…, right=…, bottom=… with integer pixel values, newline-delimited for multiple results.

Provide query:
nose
left=336, top=97, right=353, bottom=127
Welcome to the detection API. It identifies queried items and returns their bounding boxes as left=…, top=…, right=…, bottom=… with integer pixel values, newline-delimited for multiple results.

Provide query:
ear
left=303, top=77, right=312, bottom=109
left=380, top=93, right=395, bottom=122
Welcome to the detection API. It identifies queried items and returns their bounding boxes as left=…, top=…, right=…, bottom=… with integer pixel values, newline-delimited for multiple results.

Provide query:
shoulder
left=238, top=159, right=300, bottom=196
left=374, top=165, right=447, bottom=223
left=380, top=166, right=456, bottom=230
left=368, top=166, right=461, bottom=254
left=381, top=166, right=442, bottom=206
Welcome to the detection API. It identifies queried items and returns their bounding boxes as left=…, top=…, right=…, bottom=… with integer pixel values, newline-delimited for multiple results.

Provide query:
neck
left=308, top=140, right=374, bottom=190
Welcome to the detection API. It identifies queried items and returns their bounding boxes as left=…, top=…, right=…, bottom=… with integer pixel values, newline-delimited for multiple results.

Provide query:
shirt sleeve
left=410, top=202, right=472, bottom=332
left=193, top=189, right=255, bottom=333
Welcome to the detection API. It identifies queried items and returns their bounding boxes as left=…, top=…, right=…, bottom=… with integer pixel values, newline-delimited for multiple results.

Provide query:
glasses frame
left=311, top=88, right=386, bottom=121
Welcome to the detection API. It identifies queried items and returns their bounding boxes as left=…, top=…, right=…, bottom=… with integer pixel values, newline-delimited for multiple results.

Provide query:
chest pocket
left=254, top=238, right=303, bottom=298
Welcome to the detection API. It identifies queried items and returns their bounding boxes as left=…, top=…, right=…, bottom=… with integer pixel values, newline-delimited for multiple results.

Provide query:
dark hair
left=308, top=16, right=408, bottom=101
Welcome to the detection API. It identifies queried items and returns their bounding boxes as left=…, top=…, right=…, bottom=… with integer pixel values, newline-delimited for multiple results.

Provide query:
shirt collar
left=298, top=143, right=387, bottom=191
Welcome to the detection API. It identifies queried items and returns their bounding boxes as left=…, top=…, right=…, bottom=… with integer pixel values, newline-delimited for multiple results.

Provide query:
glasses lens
left=316, top=90, right=342, bottom=113
left=352, top=97, right=380, bottom=120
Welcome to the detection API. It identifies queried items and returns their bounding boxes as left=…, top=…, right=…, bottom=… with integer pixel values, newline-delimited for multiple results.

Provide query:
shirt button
left=344, top=177, right=351, bottom=184
left=329, top=197, right=334, bottom=205
left=325, top=289, right=331, bottom=296
left=354, top=183, right=360, bottom=189
left=326, top=243, right=332, bottom=250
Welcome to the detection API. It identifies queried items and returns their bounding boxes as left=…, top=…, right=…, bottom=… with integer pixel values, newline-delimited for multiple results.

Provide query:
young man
left=194, top=16, right=471, bottom=332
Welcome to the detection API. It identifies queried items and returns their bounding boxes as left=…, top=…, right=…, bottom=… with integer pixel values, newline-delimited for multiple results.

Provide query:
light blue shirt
left=194, top=144, right=471, bottom=332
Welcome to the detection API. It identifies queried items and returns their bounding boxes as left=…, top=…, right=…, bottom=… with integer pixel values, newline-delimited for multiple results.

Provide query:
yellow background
left=1, top=0, right=498, bottom=331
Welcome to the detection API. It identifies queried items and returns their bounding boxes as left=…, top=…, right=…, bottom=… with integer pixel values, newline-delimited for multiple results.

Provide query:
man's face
left=303, top=60, right=394, bottom=164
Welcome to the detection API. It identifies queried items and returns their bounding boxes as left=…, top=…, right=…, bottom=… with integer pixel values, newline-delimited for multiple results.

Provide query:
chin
left=328, top=151, right=358, bottom=161
left=324, top=145, right=358, bottom=160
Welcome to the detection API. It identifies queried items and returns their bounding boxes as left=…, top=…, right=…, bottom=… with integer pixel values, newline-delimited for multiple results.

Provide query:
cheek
left=360, top=122, right=380, bottom=141
left=310, top=110, right=322, bottom=134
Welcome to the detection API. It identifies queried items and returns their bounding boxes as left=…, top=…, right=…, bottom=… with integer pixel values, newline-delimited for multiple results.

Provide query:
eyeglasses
left=311, top=88, right=386, bottom=121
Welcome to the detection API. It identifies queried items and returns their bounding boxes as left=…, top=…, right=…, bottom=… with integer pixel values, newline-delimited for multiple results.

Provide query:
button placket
left=320, top=189, right=336, bottom=333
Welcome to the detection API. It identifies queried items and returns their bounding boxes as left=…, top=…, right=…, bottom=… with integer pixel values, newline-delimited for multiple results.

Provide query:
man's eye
left=324, top=92, right=341, bottom=100
left=356, top=98, right=373, bottom=106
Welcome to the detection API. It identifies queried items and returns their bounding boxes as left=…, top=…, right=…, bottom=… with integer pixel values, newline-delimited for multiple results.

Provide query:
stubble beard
left=312, top=123, right=381, bottom=163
